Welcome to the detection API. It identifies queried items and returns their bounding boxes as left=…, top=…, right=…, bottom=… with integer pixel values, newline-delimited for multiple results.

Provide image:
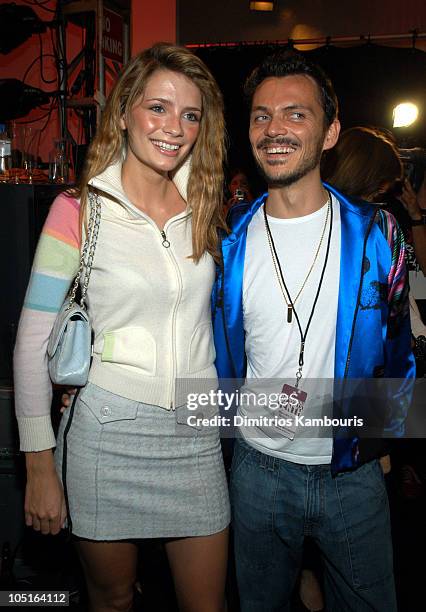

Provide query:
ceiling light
left=250, top=2, right=274, bottom=11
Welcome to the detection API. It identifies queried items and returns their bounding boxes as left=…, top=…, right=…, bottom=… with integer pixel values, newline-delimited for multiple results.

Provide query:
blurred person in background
left=323, top=125, right=426, bottom=498
left=225, top=167, right=253, bottom=212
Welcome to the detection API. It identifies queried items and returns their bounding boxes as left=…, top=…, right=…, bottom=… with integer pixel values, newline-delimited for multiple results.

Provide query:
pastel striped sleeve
left=14, top=193, right=81, bottom=452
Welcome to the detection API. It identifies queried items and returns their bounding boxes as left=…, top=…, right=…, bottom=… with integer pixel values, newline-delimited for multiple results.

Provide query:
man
left=213, top=51, right=415, bottom=611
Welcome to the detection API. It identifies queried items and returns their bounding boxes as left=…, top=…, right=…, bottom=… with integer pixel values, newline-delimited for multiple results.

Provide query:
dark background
left=194, top=43, right=426, bottom=193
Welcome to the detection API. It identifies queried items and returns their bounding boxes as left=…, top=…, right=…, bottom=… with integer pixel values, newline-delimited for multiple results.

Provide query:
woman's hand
left=397, top=179, right=422, bottom=220
left=60, top=388, right=77, bottom=413
left=25, top=450, right=67, bottom=535
left=379, top=454, right=391, bottom=475
left=397, top=177, right=426, bottom=274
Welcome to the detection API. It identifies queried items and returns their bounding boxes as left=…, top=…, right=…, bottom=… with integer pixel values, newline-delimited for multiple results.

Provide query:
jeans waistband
left=237, top=435, right=332, bottom=473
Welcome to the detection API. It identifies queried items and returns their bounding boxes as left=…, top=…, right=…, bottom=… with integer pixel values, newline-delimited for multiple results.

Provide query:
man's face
left=249, top=74, right=339, bottom=187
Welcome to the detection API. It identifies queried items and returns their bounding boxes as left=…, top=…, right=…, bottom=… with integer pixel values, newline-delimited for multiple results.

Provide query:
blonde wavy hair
left=77, top=43, right=227, bottom=262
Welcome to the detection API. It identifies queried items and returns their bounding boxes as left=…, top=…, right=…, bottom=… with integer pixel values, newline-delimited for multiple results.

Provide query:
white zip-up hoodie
left=87, top=161, right=217, bottom=407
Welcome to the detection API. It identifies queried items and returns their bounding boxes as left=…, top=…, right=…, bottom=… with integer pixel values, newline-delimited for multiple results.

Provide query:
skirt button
left=101, top=405, right=111, bottom=417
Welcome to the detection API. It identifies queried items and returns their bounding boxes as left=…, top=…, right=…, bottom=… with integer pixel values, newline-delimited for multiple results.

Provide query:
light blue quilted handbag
left=47, top=192, right=101, bottom=386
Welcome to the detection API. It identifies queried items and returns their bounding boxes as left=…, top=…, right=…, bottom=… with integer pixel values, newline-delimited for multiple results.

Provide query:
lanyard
left=263, top=192, right=333, bottom=387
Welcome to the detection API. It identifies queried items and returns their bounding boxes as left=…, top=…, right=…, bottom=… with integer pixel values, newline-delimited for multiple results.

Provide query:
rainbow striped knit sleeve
left=14, top=193, right=81, bottom=452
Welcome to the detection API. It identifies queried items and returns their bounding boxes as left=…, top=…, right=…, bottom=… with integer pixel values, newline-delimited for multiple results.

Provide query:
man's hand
left=25, top=450, right=67, bottom=535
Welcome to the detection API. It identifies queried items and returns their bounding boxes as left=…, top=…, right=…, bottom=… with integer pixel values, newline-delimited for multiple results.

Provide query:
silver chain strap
left=67, top=191, right=101, bottom=310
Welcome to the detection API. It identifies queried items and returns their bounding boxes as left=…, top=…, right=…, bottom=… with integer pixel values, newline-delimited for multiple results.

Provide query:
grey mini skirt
left=55, top=382, right=230, bottom=541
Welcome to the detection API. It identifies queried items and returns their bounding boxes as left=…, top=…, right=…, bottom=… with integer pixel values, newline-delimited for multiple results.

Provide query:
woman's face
left=121, top=68, right=202, bottom=175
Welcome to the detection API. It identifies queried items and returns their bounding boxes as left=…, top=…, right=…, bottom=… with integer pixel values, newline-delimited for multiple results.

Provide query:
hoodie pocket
left=188, top=321, right=216, bottom=374
left=101, top=327, right=156, bottom=376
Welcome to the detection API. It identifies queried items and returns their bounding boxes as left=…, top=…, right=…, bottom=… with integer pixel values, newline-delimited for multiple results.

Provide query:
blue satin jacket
left=212, top=184, right=415, bottom=474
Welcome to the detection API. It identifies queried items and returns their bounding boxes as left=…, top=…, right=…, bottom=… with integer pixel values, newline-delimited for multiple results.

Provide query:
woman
left=14, top=43, right=230, bottom=612
left=323, top=125, right=426, bottom=272
left=322, top=125, right=403, bottom=202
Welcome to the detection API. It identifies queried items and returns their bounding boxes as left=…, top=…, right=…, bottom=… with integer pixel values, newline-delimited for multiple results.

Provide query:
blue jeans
left=230, top=437, right=396, bottom=612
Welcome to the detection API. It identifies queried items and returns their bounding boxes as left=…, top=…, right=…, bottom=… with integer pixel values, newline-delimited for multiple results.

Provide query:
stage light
left=393, top=102, right=419, bottom=128
left=0, top=80, right=53, bottom=121
left=0, top=3, right=47, bottom=54
left=250, top=2, right=274, bottom=11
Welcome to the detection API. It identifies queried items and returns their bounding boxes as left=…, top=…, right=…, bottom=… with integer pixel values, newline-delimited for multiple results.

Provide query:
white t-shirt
left=240, top=194, right=341, bottom=464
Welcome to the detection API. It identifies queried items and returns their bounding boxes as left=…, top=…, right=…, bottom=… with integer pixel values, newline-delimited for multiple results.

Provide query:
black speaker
left=0, top=470, right=25, bottom=557
left=0, top=184, right=66, bottom=383
left=0, top=385, right=25, bottom=556
left=0, top=385, right=18, bottom=456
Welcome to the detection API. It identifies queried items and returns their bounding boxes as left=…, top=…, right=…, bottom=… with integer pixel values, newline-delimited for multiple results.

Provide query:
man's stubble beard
left=254, top=138, right=324, bottom=188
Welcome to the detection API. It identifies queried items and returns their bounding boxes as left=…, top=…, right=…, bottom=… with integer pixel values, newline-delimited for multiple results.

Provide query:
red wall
left=131, top=0, right=176, bottom=54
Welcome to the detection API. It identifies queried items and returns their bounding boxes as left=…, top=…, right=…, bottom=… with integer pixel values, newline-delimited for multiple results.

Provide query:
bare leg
left=76, top=540, right=138, bottom=612
left=165, top=527, right=229, bottom=612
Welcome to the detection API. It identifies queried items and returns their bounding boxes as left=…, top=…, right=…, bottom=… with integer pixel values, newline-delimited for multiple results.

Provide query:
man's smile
left=264, top=145, right=296, bottom=155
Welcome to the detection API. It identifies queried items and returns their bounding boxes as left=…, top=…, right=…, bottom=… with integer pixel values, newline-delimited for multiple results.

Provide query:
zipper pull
left=160, top=230, right=170, bottom=248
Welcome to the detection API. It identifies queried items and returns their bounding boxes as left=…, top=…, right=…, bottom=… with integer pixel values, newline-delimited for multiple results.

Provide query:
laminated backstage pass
left=273, top=383, right=308, bottom=440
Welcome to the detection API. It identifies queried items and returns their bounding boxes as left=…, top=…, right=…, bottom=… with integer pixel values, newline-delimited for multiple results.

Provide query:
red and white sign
left=102, top=8, right=124, bottom=63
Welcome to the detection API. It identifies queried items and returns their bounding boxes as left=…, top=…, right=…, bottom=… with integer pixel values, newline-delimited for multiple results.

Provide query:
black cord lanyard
left=263, top=191, right=333, bottom=387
